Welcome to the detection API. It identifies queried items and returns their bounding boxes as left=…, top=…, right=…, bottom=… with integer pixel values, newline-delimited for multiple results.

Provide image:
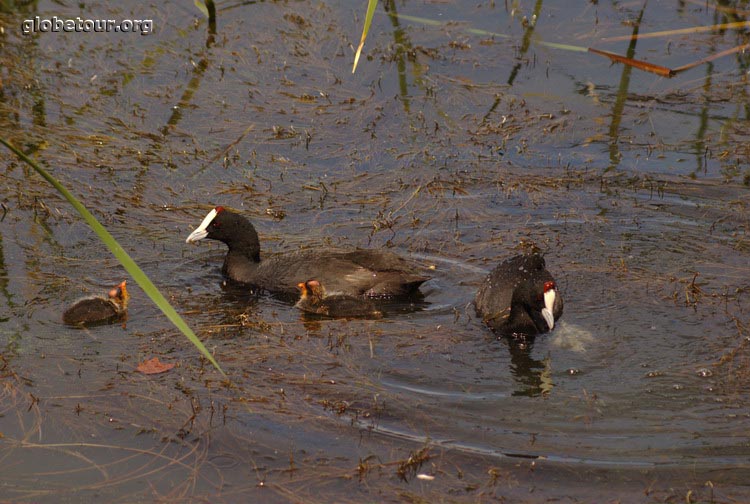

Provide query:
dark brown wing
left=248, top=248, right=429, bottom=298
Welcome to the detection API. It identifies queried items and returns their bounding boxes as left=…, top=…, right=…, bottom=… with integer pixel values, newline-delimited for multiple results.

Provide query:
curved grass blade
left=602, top=20, right=750, bottom=42
left=352, top=0, right=378, bottom=73
left=389, top=12, right=588, bottom=53
left=0, top=137, right=224, bottom=376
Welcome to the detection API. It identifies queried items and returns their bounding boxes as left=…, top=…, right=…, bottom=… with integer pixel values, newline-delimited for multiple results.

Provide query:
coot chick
left=475, top=254, right=563, bottom=337
left=63, top=280, right=129, bottom=326
left=295, top=279, right=383, bottom=319
left=185, top=206, right=430, bottom=298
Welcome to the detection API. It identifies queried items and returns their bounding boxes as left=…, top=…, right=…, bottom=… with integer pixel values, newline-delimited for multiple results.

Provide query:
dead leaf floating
left=137, top=357, right=175, bottom=375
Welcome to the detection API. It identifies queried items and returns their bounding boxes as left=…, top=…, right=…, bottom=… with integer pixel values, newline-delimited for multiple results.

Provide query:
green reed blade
left=1, top=137, right=225, bottom=376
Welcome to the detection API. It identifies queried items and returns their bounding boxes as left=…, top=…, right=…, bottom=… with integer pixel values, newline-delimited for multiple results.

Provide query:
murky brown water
left=2, top=0, right=750, bottom=501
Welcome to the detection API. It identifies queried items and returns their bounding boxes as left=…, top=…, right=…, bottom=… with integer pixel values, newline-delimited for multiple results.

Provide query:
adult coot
left=475, top=254, right=563, bottom=337
left=63, top=280, right=129, bottom=326
left=295, top=279, right=383, bottom=319
left=186, top=206, right=430, bottom=298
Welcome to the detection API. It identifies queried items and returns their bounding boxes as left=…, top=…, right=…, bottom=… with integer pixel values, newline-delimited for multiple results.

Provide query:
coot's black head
left=186, top=206, right=261, bottom=262
left=513, top=277, right=560, bottom=334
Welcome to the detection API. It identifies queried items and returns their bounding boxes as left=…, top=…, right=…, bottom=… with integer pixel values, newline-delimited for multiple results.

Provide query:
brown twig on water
left=588, top=47, right=674, bottom=77
left=588, top=44, right=750, bottom=78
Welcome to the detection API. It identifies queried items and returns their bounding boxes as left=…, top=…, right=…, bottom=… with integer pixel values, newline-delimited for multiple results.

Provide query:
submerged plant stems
left=0, top=137, right=224, bottom=376
left=383, top=12, right=590, bottom=52
left=356, top=8, right=743, bottom=76
left=602, top=20, right=750, bottom=42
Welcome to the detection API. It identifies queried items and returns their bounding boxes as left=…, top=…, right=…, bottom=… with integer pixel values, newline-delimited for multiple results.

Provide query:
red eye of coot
left=543, top=281, right=555, bottom=292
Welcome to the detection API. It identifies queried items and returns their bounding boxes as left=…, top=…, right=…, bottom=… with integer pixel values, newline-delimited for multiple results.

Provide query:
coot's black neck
left=226, top=220, right=261, bottom=264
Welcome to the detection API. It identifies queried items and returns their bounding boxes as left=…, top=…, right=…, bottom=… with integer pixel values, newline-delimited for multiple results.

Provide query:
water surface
left=1, top=0, right=749, bottom=501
